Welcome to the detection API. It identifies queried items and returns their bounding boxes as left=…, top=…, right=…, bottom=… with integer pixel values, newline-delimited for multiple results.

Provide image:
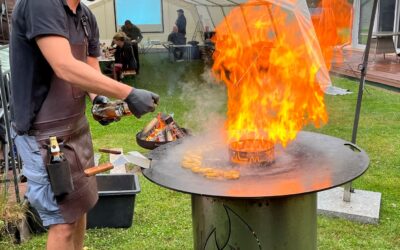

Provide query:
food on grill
left=181, top=160, right=201, bottom=169
left=201, top=167, right=214, bottom=173
left=181, top=162, right=194, bottom=169
left=223, top=170, right=240, bottom=180
left=181, top=151, right=241, bottom=180
left=204, top=170, right=223, bottom=179
left=182, top=155, right=202, bottom=161
left=181, top=153, right=202, bottom=169
left=191, top=166, right=206, bottom=173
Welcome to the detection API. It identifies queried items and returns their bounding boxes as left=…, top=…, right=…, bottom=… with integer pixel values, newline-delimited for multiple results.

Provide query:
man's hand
left=124, top=89, right=159, bottom=118
left=92, top=95, right=120, bottom=126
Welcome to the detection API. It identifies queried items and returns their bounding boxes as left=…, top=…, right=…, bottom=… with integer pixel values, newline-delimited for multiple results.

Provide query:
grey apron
left=30, top=41, right=98, bottom=224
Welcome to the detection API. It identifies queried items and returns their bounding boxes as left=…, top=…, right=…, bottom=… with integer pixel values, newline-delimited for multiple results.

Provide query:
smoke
left=179, top=67, right=227, bottom=134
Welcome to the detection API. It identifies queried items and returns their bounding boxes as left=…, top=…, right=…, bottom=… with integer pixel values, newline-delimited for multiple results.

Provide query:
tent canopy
left=183, top=0, right=246, bottom=6
left=183, top=0, right=331, bottom=88
left=181, top=0, right=246, bottom=30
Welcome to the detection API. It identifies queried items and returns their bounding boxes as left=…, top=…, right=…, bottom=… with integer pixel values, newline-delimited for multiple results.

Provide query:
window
left=114, top=0, right=164, bottom=33
left=358, top=0, right=374, bottom=45
left=378, top=0, right=396, bottom=31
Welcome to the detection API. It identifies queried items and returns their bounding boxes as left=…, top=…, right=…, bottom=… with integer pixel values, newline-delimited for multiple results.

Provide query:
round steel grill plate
left=143, top=131, right=369, bottom=198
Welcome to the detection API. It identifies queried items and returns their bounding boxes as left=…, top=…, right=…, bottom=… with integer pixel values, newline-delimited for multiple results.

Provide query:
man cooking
left=10, top=0, right=159, bottom=249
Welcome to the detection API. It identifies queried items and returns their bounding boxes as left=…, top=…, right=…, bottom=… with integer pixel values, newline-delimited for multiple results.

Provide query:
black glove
left=124, top=88, right=160, bottom=118
left=92, top=95, right=120, bottom=126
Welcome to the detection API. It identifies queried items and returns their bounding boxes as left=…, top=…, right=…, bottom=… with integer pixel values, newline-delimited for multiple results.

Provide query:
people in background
left=112, top=32, right=138, bottom=80
left=10, top=1, right=159, bottom=248
left=175, top=9, right=186, bottom=37
left=203, top=26, right=216, bottom=41
left=120, top=20, right=142, bottom=74
left=121, top=20, right=143, bottom=42
left=168, top=25, right=186, bottom=61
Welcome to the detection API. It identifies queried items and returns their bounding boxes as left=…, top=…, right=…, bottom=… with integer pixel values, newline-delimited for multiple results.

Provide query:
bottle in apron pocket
left=46, top=136, right=74, bottom=197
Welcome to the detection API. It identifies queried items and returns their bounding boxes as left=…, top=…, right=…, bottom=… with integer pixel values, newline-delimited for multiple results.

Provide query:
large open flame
left=311, top=0, right=353, bottom=70
left=212, top=0, right=351, bottom=147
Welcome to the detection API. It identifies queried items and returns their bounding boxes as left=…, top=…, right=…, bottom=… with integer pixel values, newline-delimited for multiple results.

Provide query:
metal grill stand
left=144, top=132, right=369, bottom=249
left=192, top=194, right=316, bottom=249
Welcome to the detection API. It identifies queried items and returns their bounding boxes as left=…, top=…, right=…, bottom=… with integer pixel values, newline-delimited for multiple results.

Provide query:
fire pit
left=143, top=132, right=369, bottom=249
left=142, top=1, right=359, bottom=248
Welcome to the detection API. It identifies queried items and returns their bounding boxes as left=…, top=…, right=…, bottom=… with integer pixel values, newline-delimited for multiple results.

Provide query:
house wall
left=86, top=0, right=199, bottom=43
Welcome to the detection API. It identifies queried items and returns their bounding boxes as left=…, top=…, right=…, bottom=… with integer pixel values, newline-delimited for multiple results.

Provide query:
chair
left=167, top=43, right=193, bottom=62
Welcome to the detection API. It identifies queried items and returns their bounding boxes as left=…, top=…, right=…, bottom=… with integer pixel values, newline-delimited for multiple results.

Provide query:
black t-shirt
left=10, top=0, right=100, bottom=134
left=176, top=15, right=186, bottom=36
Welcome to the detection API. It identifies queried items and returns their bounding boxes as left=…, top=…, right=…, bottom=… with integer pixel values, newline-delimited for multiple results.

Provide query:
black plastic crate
left=87, top=174, right=140, bottom=228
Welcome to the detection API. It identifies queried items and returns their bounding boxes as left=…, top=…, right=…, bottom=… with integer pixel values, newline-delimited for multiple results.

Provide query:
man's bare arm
left=36, top=35, right=132, bottom=100
left=86, top=56, right=102, bottom=102
left=87, top=56, right=101, bottom=72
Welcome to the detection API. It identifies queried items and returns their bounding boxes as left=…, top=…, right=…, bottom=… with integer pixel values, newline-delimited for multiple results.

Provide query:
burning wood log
left=139, top=113, right=187, bottom=143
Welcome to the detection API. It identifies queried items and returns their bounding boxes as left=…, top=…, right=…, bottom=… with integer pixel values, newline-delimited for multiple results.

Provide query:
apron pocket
left=46, top=160, right=74, bottom=196
left=62, top=130, right=94, bottom=179
left=63, top=143, right=84, bottom=179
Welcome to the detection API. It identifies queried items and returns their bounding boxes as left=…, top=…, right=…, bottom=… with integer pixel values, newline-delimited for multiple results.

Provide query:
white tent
left=83, top=0, right=199, bottom=42
left=85, top=0, right=331, bottom=88
left=83, top=0, right=255, bottom=42
left=182, top=0, right=331, bottom=88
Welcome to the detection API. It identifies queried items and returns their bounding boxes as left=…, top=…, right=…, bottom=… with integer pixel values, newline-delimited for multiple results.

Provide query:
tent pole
left=343, top=0, right=378, bottom=202
left=205, top=7, right=216, bottom=29
left=225, top=0, right=239, bottom=4
left=202, top=0, right=222, bottom=6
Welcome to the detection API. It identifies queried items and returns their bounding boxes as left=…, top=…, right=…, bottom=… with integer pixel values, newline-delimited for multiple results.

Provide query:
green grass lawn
left=2, top=52, right=399, bottom=249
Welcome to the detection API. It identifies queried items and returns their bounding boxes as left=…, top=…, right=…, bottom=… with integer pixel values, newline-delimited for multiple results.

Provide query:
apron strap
left=80, top=15, right=89, bottom=55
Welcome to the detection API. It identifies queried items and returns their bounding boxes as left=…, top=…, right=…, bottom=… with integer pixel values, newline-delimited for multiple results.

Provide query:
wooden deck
left=330, top=49, right=400, bottom=89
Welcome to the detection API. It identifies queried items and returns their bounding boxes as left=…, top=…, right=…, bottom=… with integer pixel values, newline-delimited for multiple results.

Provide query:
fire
left=212, top=0, right=350, bottom=147
left=143, top=113, right=186, bottom=142
left=146, top=113, right=167, bottom=141
left=311, top=0, right=353, bottom=70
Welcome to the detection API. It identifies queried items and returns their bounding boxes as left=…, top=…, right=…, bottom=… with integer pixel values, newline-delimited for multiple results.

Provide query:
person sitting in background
left=112, top=32, right=137, bottom=81
left=168, top=25, right=186, bottom=61
left=121, top=20, right=142, bottom=74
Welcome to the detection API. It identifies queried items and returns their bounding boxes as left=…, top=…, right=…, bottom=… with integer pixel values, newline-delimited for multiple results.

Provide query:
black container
left=188, top=41, right=201, bottom=60
left=87, top=174, right=141, bottom=228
